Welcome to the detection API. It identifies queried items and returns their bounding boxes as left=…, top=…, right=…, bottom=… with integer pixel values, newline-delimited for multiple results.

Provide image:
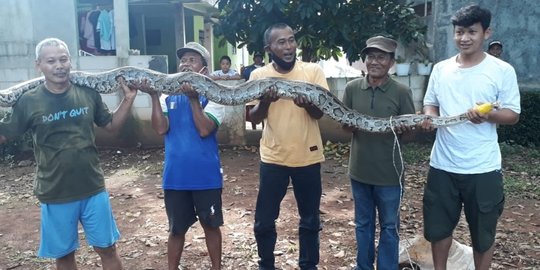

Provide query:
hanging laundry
left=109, top=9, right=116, bottom=50
left=88, top=8, right=101, bottom=51
left=82, top=9, right=96, bottom=50
left=97, top=10, right=113, bottom=51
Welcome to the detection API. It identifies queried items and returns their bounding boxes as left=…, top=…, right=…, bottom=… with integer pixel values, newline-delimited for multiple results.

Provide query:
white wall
left=0, top=0, right=78, bottom=89
left=0, top=0, right=36, bottom=89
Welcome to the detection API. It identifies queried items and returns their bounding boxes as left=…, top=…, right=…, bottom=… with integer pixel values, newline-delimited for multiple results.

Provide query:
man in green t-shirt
left=342, top=36, right=415, bottom=270
left=0, top=38, right=139, bottom=269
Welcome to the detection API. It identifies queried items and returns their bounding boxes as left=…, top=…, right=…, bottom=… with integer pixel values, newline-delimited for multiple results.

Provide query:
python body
left=0, top=66, right=489, bottom=133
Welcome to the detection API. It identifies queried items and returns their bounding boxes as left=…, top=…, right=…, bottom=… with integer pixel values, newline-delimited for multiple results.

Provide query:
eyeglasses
left=365, top=54, right=391, bottom=63
left=179, top=56, right=202, bottom=64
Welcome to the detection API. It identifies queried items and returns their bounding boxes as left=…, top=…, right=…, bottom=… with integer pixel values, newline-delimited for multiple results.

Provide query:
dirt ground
left=0, top=145, right=539, bottom=270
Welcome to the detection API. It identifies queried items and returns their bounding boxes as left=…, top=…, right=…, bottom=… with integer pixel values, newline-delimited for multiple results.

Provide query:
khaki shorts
left=423, top=167, right=505, bottom=252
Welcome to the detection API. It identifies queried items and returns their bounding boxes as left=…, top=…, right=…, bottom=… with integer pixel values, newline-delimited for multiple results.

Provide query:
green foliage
left=503, top=176, right=540, bottom=198
left=500, top=142, right=540, bottom=158
left=0, top=110, right=33, bottom=163
left=0, top=132, right=32, bottom=163
left=414, top=44, right=431, bottom=64
left=395, top=55, right=408, bottom=64
left=500, top=143, right=540, bottom=198
left=403, top=143, right=540, bottom=198
left=215, top=0, right=426, bottom=62
left=402, top=142, right=431, bottom=164
left=498, top=90, right=540, bottom=147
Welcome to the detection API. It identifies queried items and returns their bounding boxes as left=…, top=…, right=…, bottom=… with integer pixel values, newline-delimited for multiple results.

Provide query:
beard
left=270, top=53, right=296, bottom=71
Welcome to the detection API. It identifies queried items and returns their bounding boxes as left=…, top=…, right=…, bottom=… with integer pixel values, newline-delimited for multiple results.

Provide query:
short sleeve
left=160, top=94, right=169, bottom=115
left=204, top=101, right=224, bottom=126
left=343, top=82, right=353, bottom=108
left=400, top=88, right=416, bottom=115
left=210, top=70, right=222, bottom=77
left=247, top=70, right=262, bottom=106
left=311, top=65, right=330, bottom=90
left=423, top=64, right=440, bottom=107
left=499, top=65, right=521, bottom=114
left=93, top=93, right=113, bottom=127
left=249, top=69, right=262, bottom=81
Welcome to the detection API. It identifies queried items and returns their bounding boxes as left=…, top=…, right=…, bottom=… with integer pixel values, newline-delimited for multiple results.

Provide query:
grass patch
left=503, top=176, right=540, bottom=198
left=402, top=142, right=540, bottom=198
left=500, top=143, right=540, bottom=198
left=402, top=142, right=432, bottom=164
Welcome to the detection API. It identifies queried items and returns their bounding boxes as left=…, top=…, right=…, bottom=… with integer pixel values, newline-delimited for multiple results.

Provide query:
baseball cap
left=488, top=40, right=503, bottom=48
left=176, top=42, right=211, bottom=64
left=360, top=36, right=398, bottom=55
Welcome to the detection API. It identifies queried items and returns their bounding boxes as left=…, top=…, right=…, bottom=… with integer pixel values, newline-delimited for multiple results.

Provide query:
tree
left=215, top=0, right=426, bottom=63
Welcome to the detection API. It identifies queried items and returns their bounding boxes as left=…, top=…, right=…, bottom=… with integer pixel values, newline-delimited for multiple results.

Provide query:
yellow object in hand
left=474, top=102, right=494, bottom=115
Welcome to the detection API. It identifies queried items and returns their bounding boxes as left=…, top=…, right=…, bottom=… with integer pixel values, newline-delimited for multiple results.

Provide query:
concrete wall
left=76, top=55, right=169, bottom=147
left=92, top=78, right=252, bottom=147
left=113, top=75, right=426, bottom=147
left=1, top=0, right=431, bottom=147
left=0, top=0, right=250, bottom=147
left=0, top=0, right=78, bottom=89
left=328, top=75, right=427, bottom=112
left=430, top=0, right=540, bottom=89
left=318, top=75, right=427, bottom=144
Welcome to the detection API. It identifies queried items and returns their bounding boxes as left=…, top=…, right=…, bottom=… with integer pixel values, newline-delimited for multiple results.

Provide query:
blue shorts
left=38, top=191, right=120, bottom=258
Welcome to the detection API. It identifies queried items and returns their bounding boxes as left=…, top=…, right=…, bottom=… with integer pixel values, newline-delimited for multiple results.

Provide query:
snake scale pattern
left=0, top=66, right=474, bottom=133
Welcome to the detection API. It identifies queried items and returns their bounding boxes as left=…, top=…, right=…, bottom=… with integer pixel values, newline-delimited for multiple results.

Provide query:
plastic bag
left=398, top=236, right=474, bottom=270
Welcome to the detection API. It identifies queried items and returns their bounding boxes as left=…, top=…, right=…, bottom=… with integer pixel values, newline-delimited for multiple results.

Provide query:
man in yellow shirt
left=248, top=23, right=329, bottom=270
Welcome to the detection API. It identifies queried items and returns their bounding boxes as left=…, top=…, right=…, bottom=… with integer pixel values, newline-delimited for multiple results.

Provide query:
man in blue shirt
left=143, top=42, right=224, bottom=270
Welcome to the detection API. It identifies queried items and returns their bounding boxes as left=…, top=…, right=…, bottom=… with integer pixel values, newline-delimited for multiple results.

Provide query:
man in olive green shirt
left=342, top=36, right=415, bottom=270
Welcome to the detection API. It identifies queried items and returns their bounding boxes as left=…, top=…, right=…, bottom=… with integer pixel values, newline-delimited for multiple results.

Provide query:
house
left=2, top=0, right=537, bottom=146
left=0, top=0, right=249, bottom=147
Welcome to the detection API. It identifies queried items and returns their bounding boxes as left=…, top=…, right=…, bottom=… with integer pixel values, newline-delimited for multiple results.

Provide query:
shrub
left=0, top=109, right=33, bottom=162
left=498, top=90, right=540, bottom=147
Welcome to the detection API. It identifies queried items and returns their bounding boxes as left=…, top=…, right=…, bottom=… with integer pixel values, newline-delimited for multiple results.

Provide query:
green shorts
left=423, top=167, right=505, bottom=252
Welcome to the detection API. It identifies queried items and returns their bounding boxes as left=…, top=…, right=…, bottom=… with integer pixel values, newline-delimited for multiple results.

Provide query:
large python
left=0, top=66, right=491, bottom=133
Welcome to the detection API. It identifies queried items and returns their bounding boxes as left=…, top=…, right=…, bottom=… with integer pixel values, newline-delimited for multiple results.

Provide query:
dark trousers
left=254, top=161, right=322, bottom=270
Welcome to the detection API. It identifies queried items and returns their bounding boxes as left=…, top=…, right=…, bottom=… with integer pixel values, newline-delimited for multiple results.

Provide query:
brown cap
left=176, top=42, right=211, bottom=64
left=360, top=36, right=398, bottom=55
